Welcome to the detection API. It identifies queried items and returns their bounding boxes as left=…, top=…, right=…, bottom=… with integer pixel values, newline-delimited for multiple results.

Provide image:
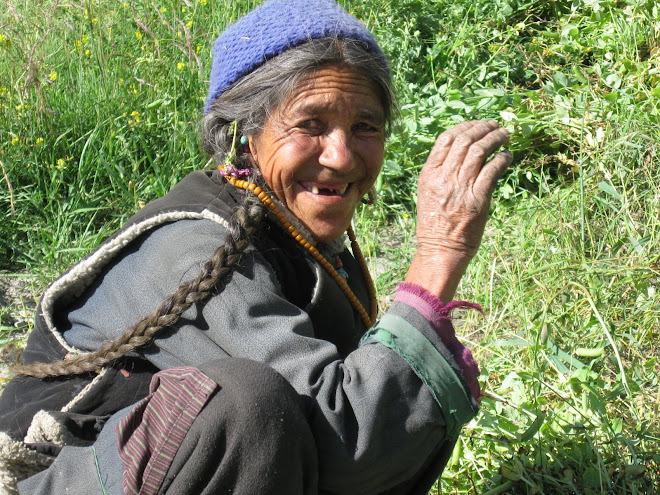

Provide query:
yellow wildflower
left=56, top=158, right=65, bottom=170
left=123, top=2, right=129, bottom=7
left=135, top=31, right=143, bottom=39
left=48, top=71, right=58, bottom=82
left=74, top=40, right=82, bottom=47
left=0, top=34, right=6, bottom=43
left=177, top=62, right=186, bottom=71
left=130, top=111, right=140, bottom=118
left=85, top=49, right=91, bottom=56
left=35, top=137, right=44, bottom=145
left=181, top=7, right=187, bottom=12
left=92, top=17, right=98, bottom=24
left=200, top=0, right=207, bottom=5
left=11, top=137, right=19, bottom=146
left=186, top=21, right=193, bottom=28
left=195, top=45, right=202, bottom=53
left=159, top=6, right=167, bottom=13
left=82, top=35, right=89, bottom=43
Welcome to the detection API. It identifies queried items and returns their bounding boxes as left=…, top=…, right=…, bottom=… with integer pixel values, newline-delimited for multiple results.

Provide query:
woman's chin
left=298, top=217, right=348, bottom=243
left=289, top=189, right=359, bottom=242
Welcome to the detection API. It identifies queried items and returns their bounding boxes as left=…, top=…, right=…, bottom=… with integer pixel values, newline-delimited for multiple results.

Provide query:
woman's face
left=249, top=65, right=386, bottom=242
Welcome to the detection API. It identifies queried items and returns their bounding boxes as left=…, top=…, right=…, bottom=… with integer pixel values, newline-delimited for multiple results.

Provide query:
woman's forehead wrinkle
left=282, top=88, right=385, bottom=122
left=281, top=68, right=381, bottom=105
left=280, top=100, right=385, bottom=128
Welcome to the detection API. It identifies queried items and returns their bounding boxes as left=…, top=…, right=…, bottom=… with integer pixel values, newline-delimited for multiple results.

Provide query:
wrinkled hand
left=416, top=120, right=511, bottom=258
left=405, top=120, right=512, bottom=300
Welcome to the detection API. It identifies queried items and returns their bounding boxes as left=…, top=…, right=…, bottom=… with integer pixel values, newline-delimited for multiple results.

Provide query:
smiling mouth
left=302, top=183, right=349, bottom=196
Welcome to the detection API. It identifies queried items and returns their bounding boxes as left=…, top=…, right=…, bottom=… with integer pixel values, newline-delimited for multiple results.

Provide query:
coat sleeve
left=64, top=219, right=478, bottom=494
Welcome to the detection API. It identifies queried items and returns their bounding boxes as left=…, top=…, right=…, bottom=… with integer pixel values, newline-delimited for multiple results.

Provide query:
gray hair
left=201, top=37, right=396, bottom=168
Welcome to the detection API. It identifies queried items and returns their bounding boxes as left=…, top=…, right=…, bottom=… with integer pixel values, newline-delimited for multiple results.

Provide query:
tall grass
left=356, top=1, right=660, bottom=492
left=1, top=0, right=658, bottom=492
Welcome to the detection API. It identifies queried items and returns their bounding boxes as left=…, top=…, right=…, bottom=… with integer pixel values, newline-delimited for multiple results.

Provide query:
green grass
left=1, top=0, right=659, bottom=493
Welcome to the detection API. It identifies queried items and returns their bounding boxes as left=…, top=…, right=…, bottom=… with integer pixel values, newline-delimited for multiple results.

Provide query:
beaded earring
left=219, top=121, right=250, bottom=178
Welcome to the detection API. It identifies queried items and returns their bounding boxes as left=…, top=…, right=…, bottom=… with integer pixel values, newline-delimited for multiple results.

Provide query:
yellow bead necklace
left=223, top=175, right=377, bottom=329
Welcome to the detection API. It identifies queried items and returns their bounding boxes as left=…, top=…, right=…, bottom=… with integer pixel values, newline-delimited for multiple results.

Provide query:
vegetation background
left=0, top=0, right=658, bottom=493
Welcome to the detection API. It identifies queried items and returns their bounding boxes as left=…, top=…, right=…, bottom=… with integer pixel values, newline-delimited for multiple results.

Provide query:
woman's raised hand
left=405, top=120, right=512, bottom=302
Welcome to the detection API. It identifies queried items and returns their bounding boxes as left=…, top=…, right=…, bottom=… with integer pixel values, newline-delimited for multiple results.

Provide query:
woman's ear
left=247, top=135, right=260, bottom=168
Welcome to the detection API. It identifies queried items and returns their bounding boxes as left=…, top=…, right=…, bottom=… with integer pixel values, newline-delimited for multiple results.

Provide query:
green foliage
left=0, top=0, right=260, bottom=268
left=1, top=0, right=659, bottom=493
left=351, top=0, right=660, bottom=492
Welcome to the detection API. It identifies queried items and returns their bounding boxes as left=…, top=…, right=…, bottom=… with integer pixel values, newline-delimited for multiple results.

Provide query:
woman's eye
left=297, top=120, right=324, bottom=133
left=354, top=122, right=380, bottom=134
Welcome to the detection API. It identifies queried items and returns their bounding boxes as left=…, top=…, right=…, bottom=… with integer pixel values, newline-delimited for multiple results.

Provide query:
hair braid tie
left=13, top=200, right=264, bottom=379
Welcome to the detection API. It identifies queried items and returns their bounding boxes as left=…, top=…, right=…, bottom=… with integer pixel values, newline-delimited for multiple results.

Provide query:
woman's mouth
left=301, top=182, right=349, bottom=197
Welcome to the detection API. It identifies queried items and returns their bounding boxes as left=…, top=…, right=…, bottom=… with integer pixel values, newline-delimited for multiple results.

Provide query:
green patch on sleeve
left=362, top=313, right=477, bottom=435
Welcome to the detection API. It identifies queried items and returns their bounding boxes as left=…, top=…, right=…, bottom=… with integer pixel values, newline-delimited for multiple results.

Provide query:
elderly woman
left=0, top=1, right=511, bottom=494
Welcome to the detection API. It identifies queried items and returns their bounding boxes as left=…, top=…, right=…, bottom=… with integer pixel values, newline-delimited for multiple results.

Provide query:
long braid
left=13, top=199, right=265, bottom=379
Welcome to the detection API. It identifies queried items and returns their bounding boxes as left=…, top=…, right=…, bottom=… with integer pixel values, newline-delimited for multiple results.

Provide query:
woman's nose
left=318, top=130, right=354, bottom=171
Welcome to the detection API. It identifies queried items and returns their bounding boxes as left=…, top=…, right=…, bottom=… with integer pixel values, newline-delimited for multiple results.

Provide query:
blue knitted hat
left=205, top=0, right=387, bottom=113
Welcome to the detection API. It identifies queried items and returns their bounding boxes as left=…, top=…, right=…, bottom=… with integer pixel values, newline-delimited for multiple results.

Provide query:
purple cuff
left=395, top=282, right=482, bottom=399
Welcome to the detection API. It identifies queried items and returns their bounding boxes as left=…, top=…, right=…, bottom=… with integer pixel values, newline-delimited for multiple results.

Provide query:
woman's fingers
left=443, top=124, right=509, bottom=181
left=425, top=121, right=480, bottom=169
left=475, top=150, right=513, bottom=197
left=420, top=120, right=510, bottom=199
left=424, top=121, right=510, bottom=196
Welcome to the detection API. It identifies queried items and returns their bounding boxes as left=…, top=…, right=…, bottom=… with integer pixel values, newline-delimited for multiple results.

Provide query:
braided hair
left=13, top=203, right=263, bottom=378
left=14, top=38, right=395, bottom=378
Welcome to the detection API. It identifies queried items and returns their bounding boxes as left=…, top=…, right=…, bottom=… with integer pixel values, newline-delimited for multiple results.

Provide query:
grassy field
left=1, top=0, right=659, bottom=493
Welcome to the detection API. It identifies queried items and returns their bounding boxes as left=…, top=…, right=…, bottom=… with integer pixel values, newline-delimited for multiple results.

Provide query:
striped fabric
left=115, top=367, right=218, bottom=495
